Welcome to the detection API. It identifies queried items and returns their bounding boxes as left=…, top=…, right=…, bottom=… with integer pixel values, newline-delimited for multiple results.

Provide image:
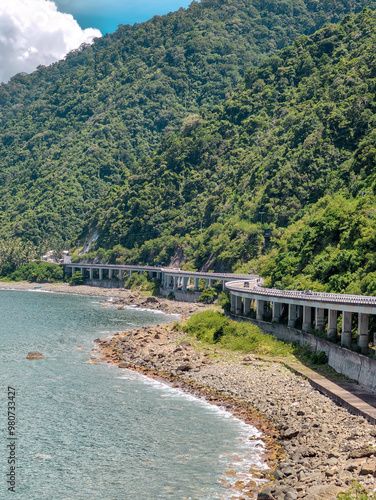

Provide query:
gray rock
left=26, top=351, right=44, bottom=359
left=177, top=364, right=193, bottom=372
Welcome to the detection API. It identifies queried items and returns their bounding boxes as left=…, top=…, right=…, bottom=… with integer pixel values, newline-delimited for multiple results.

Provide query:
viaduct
left=63, top=262, right=257, bottom=292
left=226, top=281, right=376, bottom=355
left=63, top=263, right=376, bottom=354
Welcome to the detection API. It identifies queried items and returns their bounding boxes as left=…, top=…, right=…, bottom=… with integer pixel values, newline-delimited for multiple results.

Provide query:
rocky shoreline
left=4, top=281, right=376, bottom=498
left=0, top=281, right=207, bottom=316
left=94, top=323, right=376, bottom=500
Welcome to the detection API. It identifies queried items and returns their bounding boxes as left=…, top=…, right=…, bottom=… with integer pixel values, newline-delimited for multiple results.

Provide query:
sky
left=55, top=0, right=193, bottom=35
left=0, top=0, right=193, bottom=84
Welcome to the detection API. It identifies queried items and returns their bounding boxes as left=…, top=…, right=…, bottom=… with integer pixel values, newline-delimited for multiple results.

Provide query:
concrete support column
left=315, top=308, right=325, bottom=331
left=272, top=302, right=282, bottom=323
left=302, top=306, right=312, bottom=332
left=173, top=276, right=178, bottom=289
left=288, top=305, right=297, bottom=328
left=208, top=279, right=214, bottom=288
left=327, top=310, right=337, bottom=340
left=244, top=297, right=251, bottom=316
left=182, top=277, right=188, bottom=291
left=358, top=313, right=369, bottom=354
left=99, top=268, right=103, bottom=280
left=297, top=305, right=303, bottom=321
left=236, top=296, right=242, bottom=315
left=194, top=278, right=199, bottom=290
left=341, top=311, right=352, bottom=348
left=108, top=269, right=113, bottom=279
left=256, top=299, right=265, bottom=321
left=71, top=267, right=75, bottom=277
left=222, top=280, right=226, bottom=291
left=129, top=270, right=133, bottom=278
left=119, top=270, right=123, bottom=281
left=89, top=269, right=93, bottom=280
left=230, top=294, right=236, bottom=314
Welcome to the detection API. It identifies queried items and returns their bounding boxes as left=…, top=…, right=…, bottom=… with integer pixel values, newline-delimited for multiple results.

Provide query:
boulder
left=118, top=362, right=131, bottom=368
left=26, top=351, right=44, bottom=360
left=349, top=447, right=376, bottom=459
left=177, top=364, right=193, bottom=372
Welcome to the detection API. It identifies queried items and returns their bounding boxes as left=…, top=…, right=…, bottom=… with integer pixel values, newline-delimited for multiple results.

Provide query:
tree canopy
left=0, top=0, right=374, bottom=250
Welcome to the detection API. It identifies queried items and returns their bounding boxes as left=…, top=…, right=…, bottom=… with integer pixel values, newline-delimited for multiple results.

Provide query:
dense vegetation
left=182, top=310, right=294, bottom=355
left=80, top=8, right=376, bottom=286
left=260, top=194, right=376, bottom=294
left=9, top=262, right=64, bottom=283
left=0, top=0, right=374, bottom=251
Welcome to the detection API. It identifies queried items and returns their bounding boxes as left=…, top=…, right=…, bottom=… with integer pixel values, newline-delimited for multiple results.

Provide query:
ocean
left=0, top=289, right=265, bottom=499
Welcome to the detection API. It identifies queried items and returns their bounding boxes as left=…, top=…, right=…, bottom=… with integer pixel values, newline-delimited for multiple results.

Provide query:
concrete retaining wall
left=84, top=279, right=125, bottom=288
left=160, top=288, right=201, bottom=303
left=232, top=315, right=376, bottom=392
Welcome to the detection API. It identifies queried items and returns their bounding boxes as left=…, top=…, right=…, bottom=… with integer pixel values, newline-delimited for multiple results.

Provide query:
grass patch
left=183, top=311, right=295, bottom=357
left=337, top=482, right=376, bottom=499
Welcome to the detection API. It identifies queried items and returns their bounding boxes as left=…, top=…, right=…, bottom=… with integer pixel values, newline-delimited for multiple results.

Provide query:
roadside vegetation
left=123, top=271, right=161, bottom=296
left=337, top=483, right=376, bottom=499
left=8, top=262, right=64, bottom=283
left=182, top=310, right=295, bottom=357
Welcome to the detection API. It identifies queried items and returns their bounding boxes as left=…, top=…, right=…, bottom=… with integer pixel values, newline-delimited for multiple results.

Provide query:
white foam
left=33, top=453, right=53, bottom=460
left=116, top=368, right=268, bottom=496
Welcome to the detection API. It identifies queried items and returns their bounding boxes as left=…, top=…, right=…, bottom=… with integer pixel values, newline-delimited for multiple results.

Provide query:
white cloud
left=0, top=0, right=102, bottom=83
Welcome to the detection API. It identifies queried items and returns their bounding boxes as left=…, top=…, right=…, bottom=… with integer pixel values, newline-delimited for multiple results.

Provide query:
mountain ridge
left=0, top=0, right=374, bottom=249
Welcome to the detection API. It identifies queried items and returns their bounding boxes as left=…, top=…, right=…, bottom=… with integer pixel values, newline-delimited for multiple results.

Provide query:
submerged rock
left=26, top=351, right=44, bottom=359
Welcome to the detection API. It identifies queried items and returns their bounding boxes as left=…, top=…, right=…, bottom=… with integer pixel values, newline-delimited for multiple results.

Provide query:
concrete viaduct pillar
left=230, top=294, right=236, bottom=314
left=315, top=308, right=325, bottom=331
left=272, top=302, right=282, bottom=323
left=236, top=296, right=242, bottom=315
left=99, top=268, right=103, bottom=280
left=194, top=278, right=199, bottom=290
left=358, top=313, right=369, bottom=354
left=182, top=277, right=188, bottom=291
left=89, top=269, right=93, bottom=280
left=256, top=299, right=265, bottom=321
left=327, top=310, right=337, bottom=340
left=288, top=304, right=297, bottom=328
left=244, top=297, right=251, bottom=316
left=341, top=312, right=352, bottom=348
left=302, top=306, right=312, bottom=332
left=108, top=269, right=113, bottom=279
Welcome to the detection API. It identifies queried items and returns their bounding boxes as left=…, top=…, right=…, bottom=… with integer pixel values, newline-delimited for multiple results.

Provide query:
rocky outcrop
left=26, top=351, right=44, bottom=359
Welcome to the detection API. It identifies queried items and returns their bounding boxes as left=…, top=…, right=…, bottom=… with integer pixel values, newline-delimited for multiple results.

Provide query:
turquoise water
left=0, top=290, right=265, bottom=499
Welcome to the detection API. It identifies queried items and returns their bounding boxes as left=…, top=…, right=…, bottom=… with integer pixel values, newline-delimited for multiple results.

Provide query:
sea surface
left=0, top=289, right=265, bottom=499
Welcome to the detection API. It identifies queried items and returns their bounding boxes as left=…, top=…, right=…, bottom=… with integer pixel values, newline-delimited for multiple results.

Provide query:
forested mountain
left=0, top=0, right=375, bottom=250
left=81, top=7, right=376, bottom=294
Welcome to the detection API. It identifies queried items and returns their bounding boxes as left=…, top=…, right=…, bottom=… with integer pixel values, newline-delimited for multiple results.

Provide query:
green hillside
left=82, top=8, right=376, bottom=287
left=0, top=0, right=374, bottom=250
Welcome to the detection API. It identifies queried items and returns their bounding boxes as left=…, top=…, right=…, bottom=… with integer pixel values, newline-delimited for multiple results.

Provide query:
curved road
left=225, top=281, right=376, bottom=314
